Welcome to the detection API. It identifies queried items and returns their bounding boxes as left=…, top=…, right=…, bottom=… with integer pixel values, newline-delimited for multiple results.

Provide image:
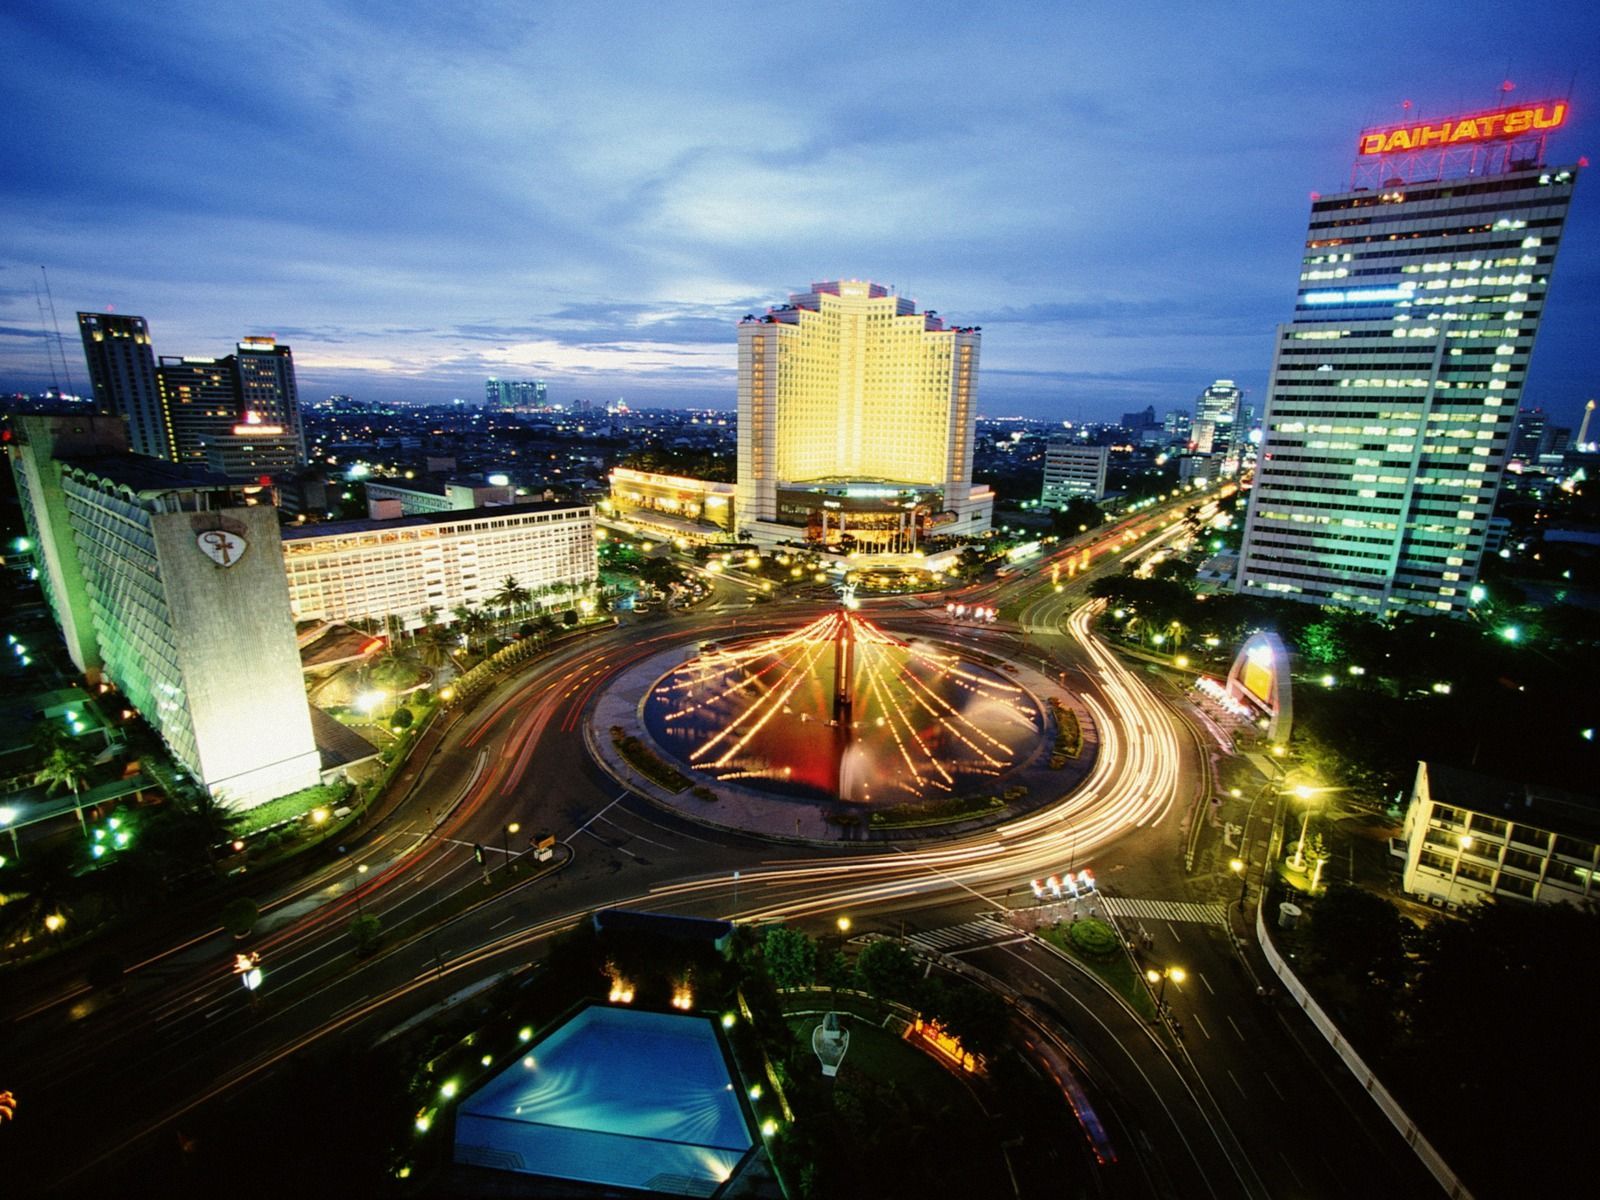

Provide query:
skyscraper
left=1236, top=99, right=1580, bottom=615
left=77, top=312, right=169, bottom=458
left=735, top=280, right=991, bottom=548
left=485, top=378, right=548, bottom=409
left=1195, top=380, right=1243, bottom=458
left=157, top=338, right=305, bottom=479
left=1511, top=405, right=1548, bottom=463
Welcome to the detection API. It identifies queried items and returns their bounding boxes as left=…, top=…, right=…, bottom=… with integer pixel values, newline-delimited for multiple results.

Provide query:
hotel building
left=1236, top=103, right=1580, bottom=614
left=1040, top=439, right=1109, bottom=505
left=77, top=312, right=168, bottom=459
left=606, top=466, right=735, bottom=542
left=8, top=415, right=321, bottom=808
left=281, top=502, right=597, bottom=630
left=157, top=337, right=305, bottom=479
left=734, top=280, right=992, bottom=549
left=1400, top=761, right=1600, bottom=909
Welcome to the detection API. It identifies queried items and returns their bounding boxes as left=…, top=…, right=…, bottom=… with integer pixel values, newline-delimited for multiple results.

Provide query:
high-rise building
left=77, top=312, right=168, bottom=458
left=735, top=280, right=991, bottom=548
left=1195, top=380, right=1243, bottom=458
left=1164, top=410, right=1193, bottom=444
left=1236, top=99, right=1580, bottom=615
left=486, top=378, right=548, bottom=409
left=7, top=415, right=321, bottom=807
left=1512, top=406, right=1548, bottom=463
left=157, top=338, right=304, bottom=480
left=1041, top=438, right=1109, bottom=505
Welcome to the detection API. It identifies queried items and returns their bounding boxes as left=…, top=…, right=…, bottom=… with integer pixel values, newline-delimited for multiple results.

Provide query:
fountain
left=641, top=607, right=1043, bottom=804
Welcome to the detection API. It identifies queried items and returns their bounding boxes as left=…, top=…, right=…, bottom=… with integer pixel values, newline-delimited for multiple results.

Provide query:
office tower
left=1237, top=99, right=1580, bottom=615
left=735, top=280, right=991, bottom=548
left=1512, top=406, right=1548, bottom=462
left=7, top=415, right=320, bottom=807
left=1195, top=380, right=1243, bottom=456
left=1041, top=438, right=1110, bottom=506
left=486, top=378, right=548, bottom=409
left=157, top=338, right=304, bottom=480
left=1164, top=410, right=1193, bottom=444
left=77, top=312, right=169, bottom=458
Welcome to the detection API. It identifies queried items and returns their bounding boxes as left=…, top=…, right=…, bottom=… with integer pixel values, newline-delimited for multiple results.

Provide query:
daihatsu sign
left=1358, top=101, right=1568, bottom=155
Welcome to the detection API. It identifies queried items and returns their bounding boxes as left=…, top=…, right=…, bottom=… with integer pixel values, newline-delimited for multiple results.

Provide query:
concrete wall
left=152, top=505, right=321, bottom=808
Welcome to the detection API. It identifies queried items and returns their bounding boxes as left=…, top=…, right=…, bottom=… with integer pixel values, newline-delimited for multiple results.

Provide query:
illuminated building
left=607, top=466, right=735, bottom=541
left=1236, top=101, right=1581, bottom=614
left=7, top=415, right=320, bottom=808
left=76, top=312, right=168, bottom=459
left=485, top=378, right=547, bottom=409
left=735, top=280, right=992, bottom=549
left=282, top=502, right=596, bottom=630
left=1194, top=380, right=1243, bottom=461
left=1040, top=439, right=1108, bottom=505
left=1400, top=761, right=1600, bottom=909
left=364, top=477, right=516, bottom=519
left=155, top=338, right=304, bottom=480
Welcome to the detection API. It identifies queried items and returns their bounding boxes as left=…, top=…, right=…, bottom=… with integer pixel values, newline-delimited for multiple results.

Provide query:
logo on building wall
left=197, top=529, right=248, bottom=567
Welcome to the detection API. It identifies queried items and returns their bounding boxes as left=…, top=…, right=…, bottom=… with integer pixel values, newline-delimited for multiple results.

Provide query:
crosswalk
left=1098, top=896, right=1226, bottom=925
left=907, top=916, right=1022, bottom=953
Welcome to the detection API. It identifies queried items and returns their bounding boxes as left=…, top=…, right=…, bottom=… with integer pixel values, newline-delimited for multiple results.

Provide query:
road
left=1, top=491, right=1438, bottom=1198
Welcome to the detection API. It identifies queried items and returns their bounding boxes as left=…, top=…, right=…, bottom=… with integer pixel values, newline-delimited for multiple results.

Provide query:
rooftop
left=282, top=499, right=589, bottom=541
left=1422, top=761, right=1600, bottom=841
left=60, top=452, right=235, bottom=495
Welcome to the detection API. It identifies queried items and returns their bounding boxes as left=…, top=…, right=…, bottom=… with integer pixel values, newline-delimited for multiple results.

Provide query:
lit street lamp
left=1146, top=965, right=1185, bottom=1009
left=503, top=822, right=521, bottom=872
left=1289, top=784, right=1317, bottom=870
left=353, top=862, right=369, bottom=919
left=1230, top=858, right=1248, bottom=911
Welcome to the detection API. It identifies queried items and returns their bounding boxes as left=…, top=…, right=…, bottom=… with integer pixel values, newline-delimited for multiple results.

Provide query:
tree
left=1306, top=885, right=1408, bottom=991
left=855, top=940, right=921, bottom=1003
left=34, top=744, right=94, bottom=832
left=389, top=705, right=413, bottom=730
left=762, top=926, right=817, bottom=989
left=489, top=575, right=530, bottom=620
left=562, top=609, right=579, bottom=627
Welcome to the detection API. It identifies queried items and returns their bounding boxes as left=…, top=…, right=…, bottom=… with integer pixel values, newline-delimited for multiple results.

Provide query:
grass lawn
left=784, top=1017, right=1011, bottom=1200
left=1039, top=921, right=1158, bottom=1021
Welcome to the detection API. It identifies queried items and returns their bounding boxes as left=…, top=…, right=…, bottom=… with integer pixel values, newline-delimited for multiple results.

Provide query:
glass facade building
left=1237, top=159, right=1580, bottom=614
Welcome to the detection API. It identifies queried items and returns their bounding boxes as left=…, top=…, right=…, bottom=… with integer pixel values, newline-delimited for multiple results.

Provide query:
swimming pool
left=454, top=1005, right=753, bottom=1196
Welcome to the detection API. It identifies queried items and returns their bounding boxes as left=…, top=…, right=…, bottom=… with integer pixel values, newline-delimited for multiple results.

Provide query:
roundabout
left=589, top=604, right=1099, bottom=842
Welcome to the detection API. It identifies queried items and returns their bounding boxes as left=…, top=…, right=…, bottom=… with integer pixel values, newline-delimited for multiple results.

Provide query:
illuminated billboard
left=1223, top=631, right=1293, bottom=746
left=1358, top=101, right=1568, bottom=156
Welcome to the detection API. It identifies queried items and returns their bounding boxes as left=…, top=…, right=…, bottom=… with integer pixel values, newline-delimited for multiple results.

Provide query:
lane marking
left=1227, top=1015, right=1246, bottom=1041
left=1262, top=1071, right=1285, bottom=1100
left=1227, top=1069, right=1248, bottom=1100
left=1198, top=972, right=1215, bottom=995
left=1191, top=1013, right=1211, bottom=1039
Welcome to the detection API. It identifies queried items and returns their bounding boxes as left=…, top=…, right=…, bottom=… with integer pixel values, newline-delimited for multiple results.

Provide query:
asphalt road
left=1, top=492, right=1440, bottom=1198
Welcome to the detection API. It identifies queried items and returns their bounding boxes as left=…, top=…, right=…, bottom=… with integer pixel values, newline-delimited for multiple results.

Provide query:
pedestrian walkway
left=1099, top=896, right=1226, bottom=925
left=907, top=916, right=1022, bottom=953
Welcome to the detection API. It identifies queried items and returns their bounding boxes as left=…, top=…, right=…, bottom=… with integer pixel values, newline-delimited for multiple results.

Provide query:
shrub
left=1067, top=917, right=1120, bottom=960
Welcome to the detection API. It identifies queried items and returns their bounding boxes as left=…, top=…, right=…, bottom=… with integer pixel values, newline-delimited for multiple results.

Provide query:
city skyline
left=2, top=2, right=1596, bottom=426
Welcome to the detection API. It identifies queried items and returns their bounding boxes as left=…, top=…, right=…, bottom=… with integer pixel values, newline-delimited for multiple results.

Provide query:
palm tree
left=420, top=605, right=441, bottom=632
left=489, top=576, right=531, bottom=623
left=34, top=744, right=94, bottom=832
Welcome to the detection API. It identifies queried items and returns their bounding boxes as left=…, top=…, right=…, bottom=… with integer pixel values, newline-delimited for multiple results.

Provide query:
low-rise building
left=282, top=502, right=596, bottom=629
left=1400, top=761, right=1600, bottom=910
left=364, top=477, right=516, bottom=519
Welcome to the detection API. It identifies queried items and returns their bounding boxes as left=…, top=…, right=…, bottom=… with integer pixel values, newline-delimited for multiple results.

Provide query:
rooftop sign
left=1358, top=101, right=1568, bottom=156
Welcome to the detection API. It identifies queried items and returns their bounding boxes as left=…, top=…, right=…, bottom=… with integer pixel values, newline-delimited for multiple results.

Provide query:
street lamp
left=1289, top=784, right=1317, bottom=870
left=353, top=862, right=369, bottom=919
left=503, top=822, right=521, bottom=872
left=1145, top=965, right=1185, bottom=1009
left=1230, top=858, right=1247, bottom=911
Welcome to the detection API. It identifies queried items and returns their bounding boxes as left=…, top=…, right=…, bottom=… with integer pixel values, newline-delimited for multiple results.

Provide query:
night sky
left=3, top=2, right=1596, bottom=426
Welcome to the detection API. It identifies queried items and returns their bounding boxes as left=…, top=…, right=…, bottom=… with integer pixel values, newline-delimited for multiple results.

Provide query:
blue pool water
left=454, top=1006, right=753, bottom=1195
